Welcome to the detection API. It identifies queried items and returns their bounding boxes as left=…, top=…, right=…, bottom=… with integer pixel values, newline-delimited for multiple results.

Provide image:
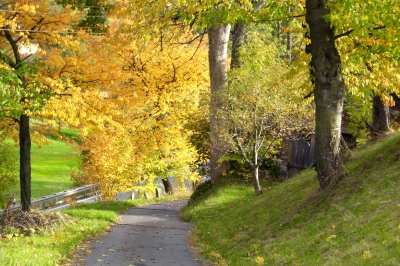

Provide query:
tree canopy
left=1, top=0, right=400, bottom=207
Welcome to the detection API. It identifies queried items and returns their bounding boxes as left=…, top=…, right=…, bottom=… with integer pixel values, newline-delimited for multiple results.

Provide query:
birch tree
left=224, top=25, right=313, bottom=194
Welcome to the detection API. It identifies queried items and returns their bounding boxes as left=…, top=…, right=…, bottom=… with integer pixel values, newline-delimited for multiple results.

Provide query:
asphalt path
left=75, top=200, right=205, bottom=266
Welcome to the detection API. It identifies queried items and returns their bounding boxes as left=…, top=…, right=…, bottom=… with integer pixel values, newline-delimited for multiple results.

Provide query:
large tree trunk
left=20, top=114, right=31, bottom=211
left=208, top=25, right=231, bottom=184
left=306, top=0, right=346, bottom=189
left=372, top=94, right=390, bottom=136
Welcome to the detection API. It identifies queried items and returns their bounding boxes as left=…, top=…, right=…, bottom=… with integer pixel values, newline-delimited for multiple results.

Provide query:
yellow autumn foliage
left=70, top=22, right=209, bottom=198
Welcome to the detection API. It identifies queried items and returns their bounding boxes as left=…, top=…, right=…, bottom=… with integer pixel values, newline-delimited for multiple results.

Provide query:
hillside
left=8, top=133, right=79, bottom=199
left=181, top=133, right=400, bottom=265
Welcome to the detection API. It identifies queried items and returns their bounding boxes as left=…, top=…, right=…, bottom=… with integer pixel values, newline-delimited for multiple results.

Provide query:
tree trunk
left=20, top=114, right=31, bottom=211
left=3, top=29, right=33, bottom=210
left=252, top=166, right=262, bottom=195
left=306, top=0, right=346, bottom=189
left=286, top=25, right=293, bottom=65
left=372, top=94, right=390, bottom=136
left=230, top=22, right=247, bottom=69
left=161, top=178, right=174, bottom=194
left=208, top=25, right=231, bottom=184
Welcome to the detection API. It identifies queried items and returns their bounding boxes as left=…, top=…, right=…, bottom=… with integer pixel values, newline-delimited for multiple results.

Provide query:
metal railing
left=0, top=184, right=101, bottom=215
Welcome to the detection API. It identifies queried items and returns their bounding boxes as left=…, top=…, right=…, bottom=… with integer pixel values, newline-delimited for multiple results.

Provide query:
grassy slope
left=181, top=133, right=400, bottom=265
left=8, top=133, right=79, bottom=199
left=30, top=139, right=79, bottom=198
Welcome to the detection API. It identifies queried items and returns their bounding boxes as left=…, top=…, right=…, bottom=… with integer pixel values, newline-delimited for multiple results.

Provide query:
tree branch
left=3, top=28, right=21, bottom=66
left=334, top=29, right=354, bottom=40
left=335, top=25, right=387, bottom=40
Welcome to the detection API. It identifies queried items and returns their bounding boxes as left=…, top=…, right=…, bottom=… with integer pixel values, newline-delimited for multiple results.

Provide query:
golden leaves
left=69, top=29, right=208, bottom=198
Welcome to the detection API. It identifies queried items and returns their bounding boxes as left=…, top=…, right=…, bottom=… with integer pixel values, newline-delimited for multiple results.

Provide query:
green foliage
left=344, top=93, right=372, bottom=144
left=182, top=132, right=400, bottom=265
left=262, top=159, right=280, bottom=178
left=0, top=140, right=18, bottom=208
left=224, top=23, right=313, bottom=168
left=325, top=0, right=400, bottom=136
left=185, top=97, right=210, bottom=163
left=186, top=118, right=210, bottom=163
left=219, top=153, right=246, bottom=169
left=0, top=60, right=52, bottom=119
left=55, top=0, right=114, bottom=34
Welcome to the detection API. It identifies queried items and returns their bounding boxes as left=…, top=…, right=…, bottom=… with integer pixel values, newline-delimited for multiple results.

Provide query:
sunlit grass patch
left=6, top=135, right=80, bottom=200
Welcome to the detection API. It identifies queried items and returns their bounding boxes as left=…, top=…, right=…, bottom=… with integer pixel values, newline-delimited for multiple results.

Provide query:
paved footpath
left=80, top=200, right=204, bottom=266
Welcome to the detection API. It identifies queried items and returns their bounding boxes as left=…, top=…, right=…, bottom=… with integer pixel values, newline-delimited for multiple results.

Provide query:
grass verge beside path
left=0, top=196, right=186, bottom=266
left=181, top=133, right=400, bottom=265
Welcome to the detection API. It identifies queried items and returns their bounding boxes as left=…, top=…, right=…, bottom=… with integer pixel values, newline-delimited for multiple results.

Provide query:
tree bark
left=306, top=0, right=346, bottom=189
left=372, top=94, right=390, bottom=136
left=4, top=29, right=33, bottom=211
left=230, top=22, right=247, bottom=69
left=161, top=178, right=174, bottom=194
left=252, top=166, right=262, bottom=195
left=19, top=114, right=31, bottom=211
left=208, top=25, right=231, bottom=184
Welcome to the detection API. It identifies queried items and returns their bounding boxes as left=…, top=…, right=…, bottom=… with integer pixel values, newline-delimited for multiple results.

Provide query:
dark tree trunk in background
left=162, top=178, right=174, bottom=194
left=230, top=22, right=247, bottom=69
left=306, top=0, right=346, bottom=189
left=208, top=25, right=232, bottom=184
left=372, top=94, right=390, bottom=136
left=19, top=114, right=31, bottom=211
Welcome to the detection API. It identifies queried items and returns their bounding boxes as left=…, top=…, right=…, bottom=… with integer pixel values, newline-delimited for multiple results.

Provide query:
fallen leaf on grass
left=326, top=235, right=337, bottom=242
left=363, top=250, right=372, bottom=259
left=255, top=256, right=265, bottom=265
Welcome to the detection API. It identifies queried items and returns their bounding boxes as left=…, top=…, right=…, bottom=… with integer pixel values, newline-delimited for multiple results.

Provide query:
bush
left=189, top=180, right=212, bottom=203
left=0, top=140, right=18, bottom=208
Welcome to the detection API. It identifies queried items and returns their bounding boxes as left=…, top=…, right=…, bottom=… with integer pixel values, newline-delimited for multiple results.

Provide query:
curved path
left=73, top=200, right=204, bottom=266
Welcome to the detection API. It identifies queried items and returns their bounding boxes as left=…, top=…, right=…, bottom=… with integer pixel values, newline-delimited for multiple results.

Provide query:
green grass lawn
left=181, top=132, right=400, bottom=265
left=8, top=127, right=80, bottom=200
left=30, top=139, right=80, bottom=199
